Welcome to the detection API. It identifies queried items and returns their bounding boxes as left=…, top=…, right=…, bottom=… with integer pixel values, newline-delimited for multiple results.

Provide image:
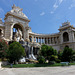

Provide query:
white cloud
left=53, top=0, right=63, bottom=9
left=40, top=12, right=45, bottom=16
left=50, top=0, right=63, bottom=14
left=53, top=4, right=58, bottom=9
left=50, top=11, right=54, bottom=14
left=59, top=0, right=63, bottom=4
left=0, top=7, right=4, bottom=18
left=69, top=0, right=75, bottom=9
left=0, top=8, right=4, bottom=14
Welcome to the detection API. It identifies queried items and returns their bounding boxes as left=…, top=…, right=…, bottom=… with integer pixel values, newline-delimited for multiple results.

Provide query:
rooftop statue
left=10, top=4, right=28, bottom=18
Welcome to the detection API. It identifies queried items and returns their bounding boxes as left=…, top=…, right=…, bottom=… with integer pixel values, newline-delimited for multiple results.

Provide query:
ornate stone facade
left=0, top=5, right=75, bottom=51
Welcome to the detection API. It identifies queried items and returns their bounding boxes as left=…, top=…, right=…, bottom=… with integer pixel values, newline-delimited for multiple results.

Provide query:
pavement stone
left=0, top=66, right=75, bottom=75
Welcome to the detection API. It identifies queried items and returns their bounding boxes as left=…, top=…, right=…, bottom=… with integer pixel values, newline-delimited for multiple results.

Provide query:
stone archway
left=12, top=24, right=24, bottom=41
left=65, top=45, right=69, bottom=48
left=0, top=29, right=3, bottom=37
left=63, top=32, right=69, bottom=42
left=0, top=29, right=2, bottom=36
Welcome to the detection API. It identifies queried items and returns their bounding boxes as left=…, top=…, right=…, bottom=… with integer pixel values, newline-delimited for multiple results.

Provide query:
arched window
left=63, top=32, right=69, bottom=42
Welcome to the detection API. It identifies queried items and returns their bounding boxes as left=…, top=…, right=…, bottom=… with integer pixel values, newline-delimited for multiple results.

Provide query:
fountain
left=13, top=29, right=37, bottom=63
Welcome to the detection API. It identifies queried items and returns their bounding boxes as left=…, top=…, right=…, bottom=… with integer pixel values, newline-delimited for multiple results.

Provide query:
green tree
left=40, top=44, right=57, bottom=62
left=7, top=42, right=25, bottom=64
left=0, top=39, right=9, bottom=60
left=62, top=47, right=74, bottom=62
left=58, top=50, right=63, bottom=61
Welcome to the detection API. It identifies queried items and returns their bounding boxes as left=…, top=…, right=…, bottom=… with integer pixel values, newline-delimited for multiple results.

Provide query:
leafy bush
left=7, top=42, right=25, bottom=64
left=62, top=47, right=74, bottom=62
left=37, top=56, right=45, bottom=64
left=55, top=59, right=61, bottom=63
left=40, top=45, right=57, bottom=62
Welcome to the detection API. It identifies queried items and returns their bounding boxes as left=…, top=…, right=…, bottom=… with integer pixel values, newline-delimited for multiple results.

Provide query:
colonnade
left=29, top=36, right=60, bottom=45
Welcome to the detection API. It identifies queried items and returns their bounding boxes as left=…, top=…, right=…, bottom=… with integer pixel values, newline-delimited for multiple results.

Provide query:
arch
left=63, top=32, right=69, bottom=42
left=29, top=36, right=32, bottom=42
left=65, top=45, right=69, bottom=48
left=0, top=29, right=2, bottom=36
left=12, top=23, right=24, bottom=40
left=0, top=29, right=3, bottom=37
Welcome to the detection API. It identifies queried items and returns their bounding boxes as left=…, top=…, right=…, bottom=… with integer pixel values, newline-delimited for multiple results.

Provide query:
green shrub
left=37, top=56, right=45, bottom=64
left=62, top=47, right=74, bottom=62
left=7, top=42, right=25, bottom=64
left=55, top=59, right=61, bottom=63
left=40, top=45, right=57, bottom=62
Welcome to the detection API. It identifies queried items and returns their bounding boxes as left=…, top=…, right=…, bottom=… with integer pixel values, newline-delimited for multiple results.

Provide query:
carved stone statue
left=18, top=29, right=22, bottom=41
left=14, top=29, right=23, bottom=42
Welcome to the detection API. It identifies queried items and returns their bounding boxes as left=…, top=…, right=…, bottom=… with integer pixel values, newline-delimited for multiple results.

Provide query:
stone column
left=38, top=37, right=39, bottom=43
left=52, top=37, right=54, bottom=44
left=39, top=38, right=41, bottom=44
left=49, top=38, right=51, bottom=44
left=34, top=37, right=36, bottom=42
left=46, top=38, right=48, bottom=44
left=32, top=36, right=34, bottom=42
left=48, top=38, right=50, bottom=44
left=54, top=37, right=55, bottom=44
left=25, top=26, right=30, bottom=42
left=56, top=37, right=58, bottom=44
left=42, top=38, right=44, bottom=44
left=71, top=31, right=74, bottom=42
left=5, top=23, right=12, bottom=40
left=41, top=37, right=42, bottom=44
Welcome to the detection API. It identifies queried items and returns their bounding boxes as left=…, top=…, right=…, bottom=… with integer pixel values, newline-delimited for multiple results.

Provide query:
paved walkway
left=0, top=66, right=75, bottom=75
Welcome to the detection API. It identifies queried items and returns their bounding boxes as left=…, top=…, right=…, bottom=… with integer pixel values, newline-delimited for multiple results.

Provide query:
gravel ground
left=0, top=66, right=75, bottom=75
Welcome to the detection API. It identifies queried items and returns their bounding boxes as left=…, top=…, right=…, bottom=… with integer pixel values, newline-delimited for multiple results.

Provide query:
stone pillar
left=71, top=31, right=74, bottom=42
left=38, top=37, right=39, bottom=43
left=52, top=37, right=54, bottom=44
left=46, top=38, right=48, bottom=44
left=36, top=37, right=37, bottom=42
left=54, top=37, right=55, bottom=44
left=43, top=37, right=45, bottom=44
left=47, top=38, right=48, bottom=44
left=32, top=36, right=34, bottom=42
left=5, top=23, right=12, bottom=40
left=39, top=38, right=41, bottom=44
left=56, top=37, right=58, bottom=44
left=48, top=38, right=50, bottom=44
left=41, top=37, right=42, bottom=44
left=34, top=37, right=36, bottom=42
left=25, top=26, right=30, bottom=42
left=60, top=32, right=63, bottom=44
left=42, top=38, right=44, bottom=44
left=49, top=38, right=51, bottom=44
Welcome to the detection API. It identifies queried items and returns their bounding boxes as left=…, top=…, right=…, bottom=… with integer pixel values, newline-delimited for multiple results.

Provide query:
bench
left=61, top=62, right=69, bottom=66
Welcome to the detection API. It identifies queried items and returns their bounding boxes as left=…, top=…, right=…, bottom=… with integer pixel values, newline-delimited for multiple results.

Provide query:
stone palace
left=0, top=4, right=75, bottom=54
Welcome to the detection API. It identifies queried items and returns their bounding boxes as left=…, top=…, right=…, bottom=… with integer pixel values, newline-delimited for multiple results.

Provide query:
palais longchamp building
left=0, top=5, right=75, bottom=59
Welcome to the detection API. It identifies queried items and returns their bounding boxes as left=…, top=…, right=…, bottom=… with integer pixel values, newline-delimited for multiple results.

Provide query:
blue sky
left=0, top=0, right=75, bottom=34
